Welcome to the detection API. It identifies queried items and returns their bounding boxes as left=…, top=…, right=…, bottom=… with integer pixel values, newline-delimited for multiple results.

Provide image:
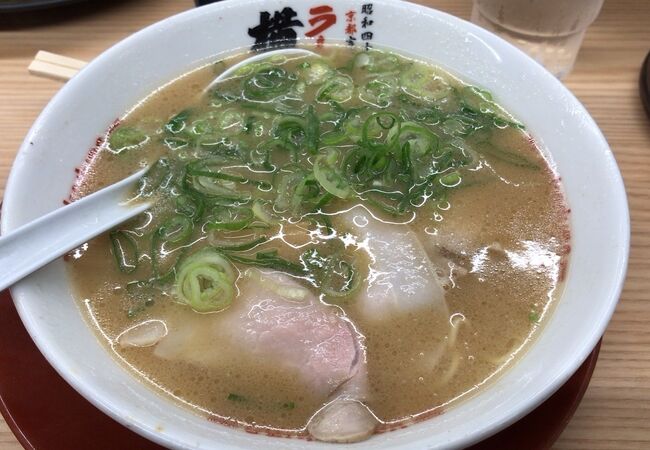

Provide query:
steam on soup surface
left=68, top=46, right=569, bottom=442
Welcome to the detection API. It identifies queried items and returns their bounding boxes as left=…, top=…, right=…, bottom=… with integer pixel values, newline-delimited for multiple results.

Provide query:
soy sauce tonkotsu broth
left=68, top=46, right=570, bottom=442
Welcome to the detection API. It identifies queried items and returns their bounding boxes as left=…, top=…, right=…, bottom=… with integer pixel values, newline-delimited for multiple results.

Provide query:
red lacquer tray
left=0, top=289, right=599, bottom=450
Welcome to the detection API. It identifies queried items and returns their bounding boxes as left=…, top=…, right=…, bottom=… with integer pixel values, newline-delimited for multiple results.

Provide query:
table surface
left=0, top=0, right=648, bottom=449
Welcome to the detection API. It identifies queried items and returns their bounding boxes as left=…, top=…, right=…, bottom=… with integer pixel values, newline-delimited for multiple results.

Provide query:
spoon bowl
left=204, top=48, right=319, bottom=93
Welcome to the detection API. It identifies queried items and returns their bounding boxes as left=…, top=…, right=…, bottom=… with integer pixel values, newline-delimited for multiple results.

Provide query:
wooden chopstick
left=28, top=51, right=88, bottom=82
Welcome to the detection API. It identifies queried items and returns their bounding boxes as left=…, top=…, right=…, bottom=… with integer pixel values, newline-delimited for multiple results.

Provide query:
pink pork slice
left=154, top=269, right=361, bottom=397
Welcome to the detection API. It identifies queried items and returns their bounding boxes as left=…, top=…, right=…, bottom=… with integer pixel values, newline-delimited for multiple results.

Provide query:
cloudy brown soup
left=68, top=46, right=570, bottom=443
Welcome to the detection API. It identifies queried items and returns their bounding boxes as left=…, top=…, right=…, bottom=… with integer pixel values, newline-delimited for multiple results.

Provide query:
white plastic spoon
left=0, top=167, right=151, bottom=291
left=204, top=48, right=318, bottom=93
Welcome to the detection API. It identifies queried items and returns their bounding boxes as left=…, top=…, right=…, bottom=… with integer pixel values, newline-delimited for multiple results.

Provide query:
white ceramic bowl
left=1, top=0, right=629, bottom=448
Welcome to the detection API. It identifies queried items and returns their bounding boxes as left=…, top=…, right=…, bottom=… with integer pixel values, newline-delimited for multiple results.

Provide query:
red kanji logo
left=345, top=23, right=357, bottom=34
left=305, top=5, right=337, bottom=37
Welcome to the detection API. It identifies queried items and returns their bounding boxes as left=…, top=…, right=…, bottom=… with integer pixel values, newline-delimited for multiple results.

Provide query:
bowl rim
left=1, top=0, right=630, bottom=448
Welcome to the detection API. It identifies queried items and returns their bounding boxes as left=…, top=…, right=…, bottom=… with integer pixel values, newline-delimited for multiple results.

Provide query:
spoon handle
left=0, top=169, right=150, bottom=292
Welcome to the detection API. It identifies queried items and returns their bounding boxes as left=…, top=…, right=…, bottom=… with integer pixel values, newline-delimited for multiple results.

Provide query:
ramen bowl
left=0, top=0, right=629, bottom=448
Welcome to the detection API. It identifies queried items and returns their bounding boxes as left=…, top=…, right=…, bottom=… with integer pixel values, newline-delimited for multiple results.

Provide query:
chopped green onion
left=274, top=169, right=324, bottom=216
left=243, top=66, right=294, bottom=102
left=313, top=150, right=352, bottom=199
left=163, top=137, right=189, bottom=151
left=108, top=127, right=149, bottom=154
left=227, top=393, right=247, bottom=402
left=400, top=65, right=453, bottom=102
left=394, top=122, right=439, bottom=159
left=439, top=171, right=462, bottom=188
left=320, top=130, right=347, bottom=145
left=459, top=85, right=522, bottom=128
left=362, top=112, right=400, bottom=151
left=305, top=105, right=320, bottom=154
left=226, top=250, right=306, bottom=276
left=205, top=206, right=254, bottom=231
left=359, top=76, right=398, bottom=108
left=317, top=74, right=354, bottom=103
left=166, top=109, right=191, bottom=134
left=185, top=173, right=248, bottom=200
left=109, top=230, right=139, bottom=274
left=157, top=215, right=194, bottom=243
left=138, top=158, right=173, bottom=197
left=274, top=116, right=307, bottom=154
left=151, top=215, right=193, bottom=278
left=353, top=50, right=400, bottom=73
left=321, top=259, right=360, bottom=299
left=215, top=236, right=268, bottom=252
left=175, top=248, right=235, bottom=313
left=252, top=199, right=278, bottom=224
left=297, top=59, right=333, bottom=85
left=176, top=194, right=205, bottom=222
left=301, top=249, right=360, bottom=300
left=187, top=159, right=271, bottom=190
